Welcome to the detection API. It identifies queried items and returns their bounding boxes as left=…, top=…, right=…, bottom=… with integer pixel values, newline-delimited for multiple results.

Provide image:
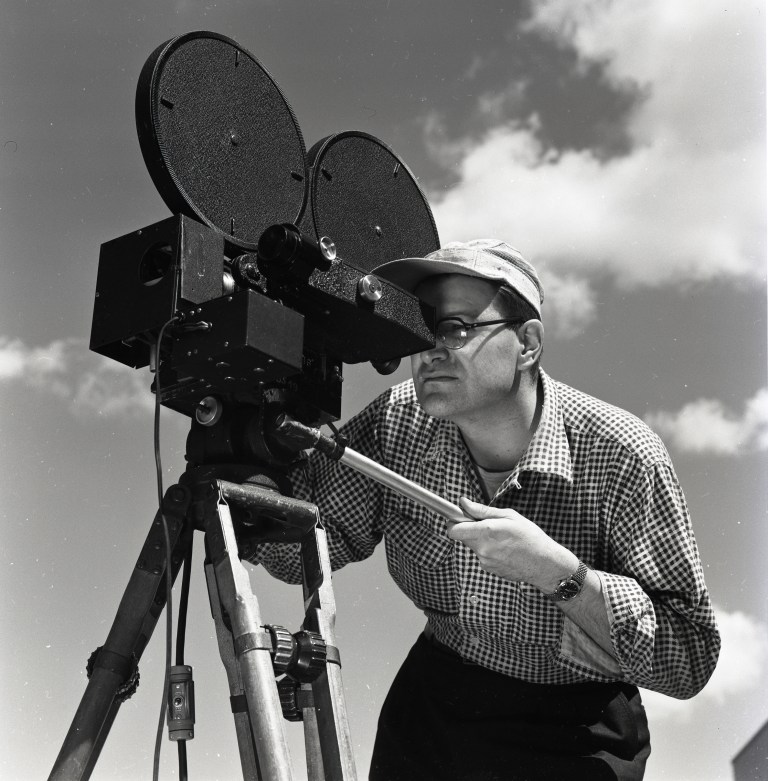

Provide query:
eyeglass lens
left=436, top=320, right=467, bottom=348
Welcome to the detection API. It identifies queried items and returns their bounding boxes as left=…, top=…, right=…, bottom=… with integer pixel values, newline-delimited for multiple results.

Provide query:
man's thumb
left=459, top=496, right=488, bottom=519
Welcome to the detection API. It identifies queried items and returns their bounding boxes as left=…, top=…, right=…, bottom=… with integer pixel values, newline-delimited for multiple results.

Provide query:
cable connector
left=167, top=665, right=195, bottom=742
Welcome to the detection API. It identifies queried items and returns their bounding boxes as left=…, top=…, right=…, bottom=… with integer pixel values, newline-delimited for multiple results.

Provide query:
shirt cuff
left=560, top=613, right=623, bottom=678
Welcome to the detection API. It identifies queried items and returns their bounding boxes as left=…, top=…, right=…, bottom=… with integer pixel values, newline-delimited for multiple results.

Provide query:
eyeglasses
left=435, top=317, right=524, bottom=350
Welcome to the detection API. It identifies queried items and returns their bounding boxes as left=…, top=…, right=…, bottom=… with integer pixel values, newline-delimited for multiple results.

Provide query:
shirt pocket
left=382, top=512, right=458, bottom=615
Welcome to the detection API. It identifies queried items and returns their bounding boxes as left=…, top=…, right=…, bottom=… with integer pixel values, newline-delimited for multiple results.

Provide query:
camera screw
left=357, top=275, right=383, bottom=303
left=319, top=236, right=337, bottom=262
left=195, top=396, right=223, bottom=427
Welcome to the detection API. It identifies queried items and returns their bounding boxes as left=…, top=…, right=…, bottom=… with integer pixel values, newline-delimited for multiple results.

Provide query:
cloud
left=645, top=389, right=768, bottom=455
left=0, top=336, right=155, bottom=418
left=641, top=606, right=768, bottom=722
left=428, top=0, right=765, bottom=294
left=537, top=269, right=597, bottom=338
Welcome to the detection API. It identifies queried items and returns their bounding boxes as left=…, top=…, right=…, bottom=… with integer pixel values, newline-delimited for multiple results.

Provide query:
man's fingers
left=459, top=496, right=486, bottom=519
left=447, top=520, right=483, bottom=542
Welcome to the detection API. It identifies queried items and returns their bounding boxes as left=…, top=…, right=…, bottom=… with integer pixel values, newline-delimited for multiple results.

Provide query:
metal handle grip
left=338, top=447, right=465, bottom=523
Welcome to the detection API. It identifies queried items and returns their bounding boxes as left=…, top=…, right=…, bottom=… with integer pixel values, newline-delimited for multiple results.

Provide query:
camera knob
left=357, top=274, right=383, bottom=303
left=195, top=396, right=223, bottom=426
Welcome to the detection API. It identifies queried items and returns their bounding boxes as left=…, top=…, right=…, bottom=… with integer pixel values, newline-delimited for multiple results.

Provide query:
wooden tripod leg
left=204, top=559, right=262, bottom=781
left=204, top=492, right=294, bottom=781
left=301, top=525, right=358, bottom=781
left=48, top=485, right=192, bottom=781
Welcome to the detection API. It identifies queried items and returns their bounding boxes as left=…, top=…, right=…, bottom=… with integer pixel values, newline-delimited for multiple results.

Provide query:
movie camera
left=89, top=30, right=439, bottom=467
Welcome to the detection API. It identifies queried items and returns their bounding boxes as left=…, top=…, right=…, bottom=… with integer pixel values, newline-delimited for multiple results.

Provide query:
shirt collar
left=424, top=415, right=464, bottom=462
left=514, top=368, right=573, bottom=483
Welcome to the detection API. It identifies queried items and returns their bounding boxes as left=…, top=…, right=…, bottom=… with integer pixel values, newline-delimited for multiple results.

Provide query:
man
left=255, top=239, right=720, bottom=780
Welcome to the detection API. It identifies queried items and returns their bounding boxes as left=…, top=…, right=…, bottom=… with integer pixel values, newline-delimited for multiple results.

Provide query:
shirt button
left=469, top=635, right=480, bottom=646
left=468, top=594, right=480, bottom=606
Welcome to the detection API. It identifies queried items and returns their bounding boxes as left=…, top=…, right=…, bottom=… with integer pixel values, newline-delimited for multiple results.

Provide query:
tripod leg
left=301, top=525, right=358, bottom=781
left=48, top=485, right=192, bottom=781
left=205, top=491, right=294, bottom=781
left=204, top=559, right=262, bottom=781
left=301, top=692, right=324, bottom=781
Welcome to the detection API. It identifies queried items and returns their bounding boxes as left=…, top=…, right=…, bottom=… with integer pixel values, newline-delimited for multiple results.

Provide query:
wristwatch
left=546, top=562, right=589, bottom=602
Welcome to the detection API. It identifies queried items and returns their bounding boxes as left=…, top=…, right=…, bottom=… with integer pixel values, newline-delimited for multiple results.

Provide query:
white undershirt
left=474, top=463, right=515, bottom=502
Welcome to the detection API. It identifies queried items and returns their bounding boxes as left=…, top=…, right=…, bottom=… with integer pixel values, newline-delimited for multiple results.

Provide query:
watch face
left=558, top=578, right=581, bottom=600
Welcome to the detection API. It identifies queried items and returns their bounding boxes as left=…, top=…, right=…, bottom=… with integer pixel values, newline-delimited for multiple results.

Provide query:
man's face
left=410, top=274, right=524, bottom=427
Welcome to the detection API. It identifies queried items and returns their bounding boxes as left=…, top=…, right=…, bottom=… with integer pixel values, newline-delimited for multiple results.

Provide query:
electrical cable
left=175, top=538, right=193, bottom=665
left=175, top=533, right=194, bottom=781
left=151, top=317, right=179, bottom=781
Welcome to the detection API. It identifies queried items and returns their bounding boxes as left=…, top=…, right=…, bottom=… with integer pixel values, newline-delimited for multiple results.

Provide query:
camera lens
left=258, top=224, right=299, bottom=264
left=138, top=243, right=173, bottom=286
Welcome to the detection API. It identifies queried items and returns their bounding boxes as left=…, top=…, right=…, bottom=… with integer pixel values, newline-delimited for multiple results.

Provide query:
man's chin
left=415, top=392, right=459, bottom=421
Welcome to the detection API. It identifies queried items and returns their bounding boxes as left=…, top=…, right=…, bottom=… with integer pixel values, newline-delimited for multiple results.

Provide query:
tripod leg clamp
left=86, top=647, right=140, bottom=702
left=324, top=644, right=341, bottom=666
left=233, top=630, right=274, bottom=656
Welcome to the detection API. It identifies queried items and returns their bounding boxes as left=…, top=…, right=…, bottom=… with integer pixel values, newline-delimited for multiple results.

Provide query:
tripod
left=48, top=463, right=357, bottom=781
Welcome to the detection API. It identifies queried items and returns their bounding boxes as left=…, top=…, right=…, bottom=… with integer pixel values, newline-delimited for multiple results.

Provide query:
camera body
left=90, top=31, right=439, bottom=445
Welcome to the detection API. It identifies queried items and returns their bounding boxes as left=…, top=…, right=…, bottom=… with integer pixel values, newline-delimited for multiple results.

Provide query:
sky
left=0, top=1, right=766, bottom=779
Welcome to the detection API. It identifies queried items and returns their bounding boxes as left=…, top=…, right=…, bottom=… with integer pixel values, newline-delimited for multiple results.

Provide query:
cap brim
left=372, top=257, right=494, bottom=294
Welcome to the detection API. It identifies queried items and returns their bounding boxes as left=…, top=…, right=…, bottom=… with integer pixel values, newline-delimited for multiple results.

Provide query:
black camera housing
left=90, top=31, right=439, bottom=432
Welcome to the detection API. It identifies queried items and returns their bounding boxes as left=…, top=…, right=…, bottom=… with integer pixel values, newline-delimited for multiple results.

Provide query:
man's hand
left=447, top=497, right=579, bottom=592
left=449, top=498, right=618, bottom=661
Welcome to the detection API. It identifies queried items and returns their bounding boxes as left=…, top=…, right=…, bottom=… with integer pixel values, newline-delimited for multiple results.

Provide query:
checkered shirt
left=254, top=369, right=720, bottom=698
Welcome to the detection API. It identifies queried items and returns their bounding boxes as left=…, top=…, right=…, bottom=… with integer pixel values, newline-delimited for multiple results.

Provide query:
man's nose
left=420, top=339, right=449, bottom=363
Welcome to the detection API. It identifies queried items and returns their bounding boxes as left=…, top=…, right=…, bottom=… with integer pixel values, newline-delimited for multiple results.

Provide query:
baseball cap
left=373, top=239, right=544, bottom=317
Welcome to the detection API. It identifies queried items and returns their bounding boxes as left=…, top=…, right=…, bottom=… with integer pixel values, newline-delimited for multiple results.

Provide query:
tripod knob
left=263, top=625, right=327, bottom=682
left=264, top=625, right=295, bottom=674
left=288, top=630, right=327, bottom=683
left=276, top=677, right=303, bottom=722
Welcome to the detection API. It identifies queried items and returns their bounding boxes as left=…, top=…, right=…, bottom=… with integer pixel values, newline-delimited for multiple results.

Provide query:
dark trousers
left=370, top=634, right=651, bottom=781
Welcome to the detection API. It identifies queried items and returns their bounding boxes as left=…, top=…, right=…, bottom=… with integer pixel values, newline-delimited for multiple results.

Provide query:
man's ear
left=516, top=319, right=544, bottom=370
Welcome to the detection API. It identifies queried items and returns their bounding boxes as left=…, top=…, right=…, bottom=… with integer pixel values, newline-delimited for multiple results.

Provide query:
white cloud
left=0, top=336, right=155, bottom=418
left=645, top=389, right=768, bottom=455
left=538, top=269, right=597, bottom=338
left=429, top=0, right=765, bottom=296
left=642, top=606, right=768, bottom=722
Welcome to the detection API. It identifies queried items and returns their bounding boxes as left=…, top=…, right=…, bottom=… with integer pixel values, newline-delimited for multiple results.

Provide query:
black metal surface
left=158, top=289, right=306, bottom=416
left=304, top=132, right=440, bottom=273
left=93, top=32, right=439, bottom=428
left=90, top=215, right=224, bottom=369
left=301, top=261, right=434, bottom=363
left=136, top=31, right=308, bottom=252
